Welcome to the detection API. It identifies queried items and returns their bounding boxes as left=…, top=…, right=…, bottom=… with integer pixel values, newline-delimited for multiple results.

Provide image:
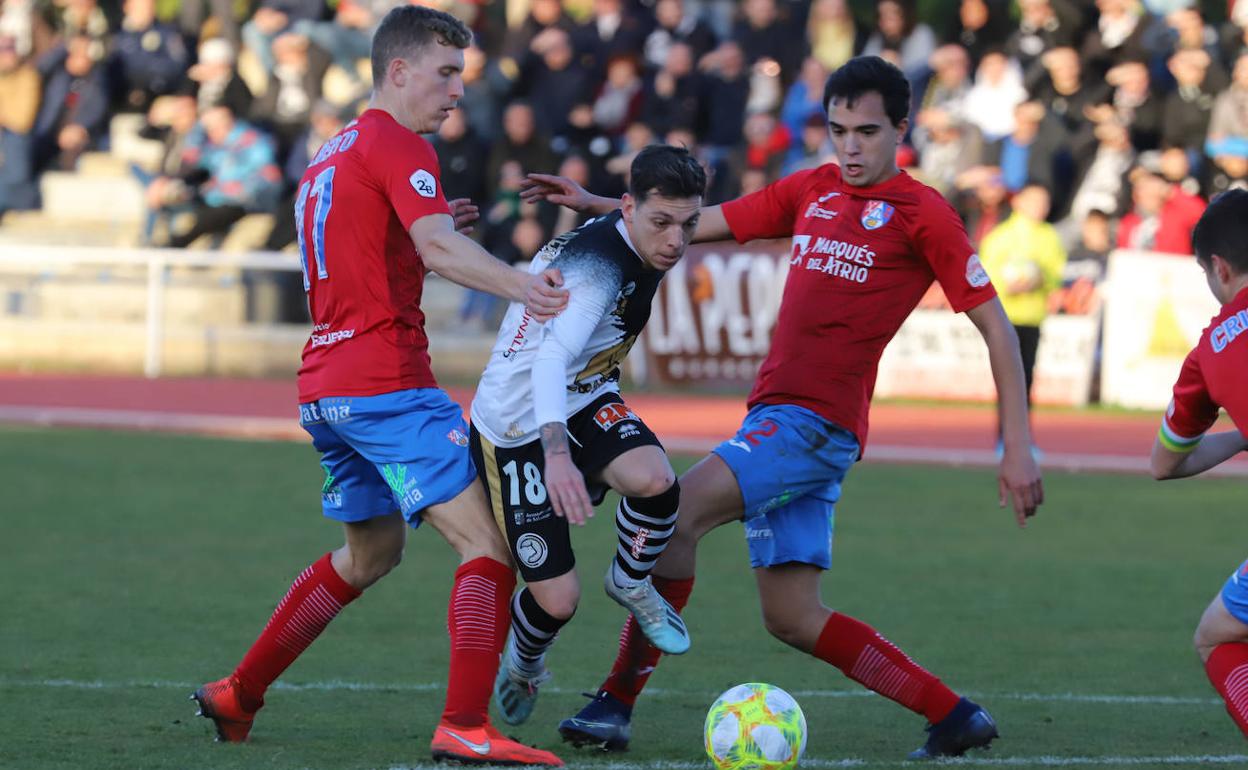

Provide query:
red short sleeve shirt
left=295, top=110, right=451, bottom=402
left=722, top=164, right=997, bottom=449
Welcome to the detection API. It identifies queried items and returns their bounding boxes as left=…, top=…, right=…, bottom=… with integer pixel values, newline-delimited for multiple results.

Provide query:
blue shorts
left=1221, top=559, right=1248, bottom=624
left=711, top=403, right=859, bottom=570
left=299, top=388, right=477, bottom=527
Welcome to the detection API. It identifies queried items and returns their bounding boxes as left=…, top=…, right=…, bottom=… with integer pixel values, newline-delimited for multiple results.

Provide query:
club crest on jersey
left=861, top=200, right=894, bottom=230
left=409, top=169, right=437, bottom=198
left=447, top=428, right=469, bottom=447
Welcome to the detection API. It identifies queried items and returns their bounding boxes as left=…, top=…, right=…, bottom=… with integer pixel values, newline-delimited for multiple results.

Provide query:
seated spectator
left=953, top=165, right=1010, bottom=246
left=782, top=112, right=835, bottom=175
left=1203, top=139, right=1248, bottom=197
left=640, top=40, right=701, bottom=138
left=985, top=100, right=1068, bottom=196
left=1061, top=118, right=1134, bottom=244
left=0, top=0, right=35, bottom=58
left=520, top=26, right=593, bottom=137
left=548, top=153, right=594, bottom=237
left=1163, top=47, right=1229, bottom=159
left=459, top=45, right=507, bottom=145
left=292, top=0, right=389, bottom=88
left=251, top=31, right=328, bottom=159
left=58, top=0, right=108, bottom=48
left=164, top=104, right=282, bottom=248
left=733, top=0, right=801, bottom=82
left=501, top=0, right=574, bottom=68
left=915, top=110, right=984, bottom=196
left=433, top=106, right=488, bottom=210
left=1048, top=208, right=1110, bottom=317
left=1005, top=0, right=1083, bottom=74
left=942, top=0, right=1011, bottom=66
left=1029, top=46, right=1107, bottom=138
left=730, top=110, right=790, bottom=187
left=133, top=89, right=201, bottom=245
left=914, top=44, right=972, bottom=149
left=1091, top=59, right=1162, bottom=151
left=1207, top=51, right=1248, bottom=155
left=575, top=0, right=651, bottom=71
left=696, top=41, right=749, bottom=202
left=604, top=121, right=656, bottom=189
left=1164, top=7, right=1222, bottom=64
left=1117, top=159, right=1206, bottom=254
left=189, top=38, right=253, bottom=118
left=32, top=33, right=110, bottom=172
left=644, top=0, right=716, bottom=71
left=1080, top=0, right=1152, bottom=80
left=554, top=101, right=616, bottom=194
left=487, top=100, right=559, bottom=201
left=806, top=0, right=866, bottom=72
left=0, top=32, right=38, bottom=217
left=111, top=0, right=190, bottom=112
left=241, top=0, right=326, bottom=73
left=963, top=49, right=1027, bottom=142
left=779, top=57, right=828, bottom=143
left=862, top=0, right=937, bottom=82
left=592, top=53, right=644, bottom=136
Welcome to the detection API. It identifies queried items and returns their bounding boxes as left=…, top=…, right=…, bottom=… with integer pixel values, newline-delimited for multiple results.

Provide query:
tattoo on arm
left=540, top=422, right=570, bottom=456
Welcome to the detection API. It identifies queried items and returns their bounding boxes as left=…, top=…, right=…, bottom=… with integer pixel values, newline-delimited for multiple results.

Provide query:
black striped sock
left=508, top=587, right=569, bottom=675
left=612, top=481, right=680, bottom=586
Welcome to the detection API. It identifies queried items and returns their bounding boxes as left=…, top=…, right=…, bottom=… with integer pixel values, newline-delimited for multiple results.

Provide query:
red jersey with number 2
left=295, top=109, right=450, bottom=403
left=721, top=164, right=998, bottom=450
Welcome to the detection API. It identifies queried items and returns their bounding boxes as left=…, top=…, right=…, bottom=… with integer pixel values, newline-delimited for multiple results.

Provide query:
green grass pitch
left=2, top=425, right=1246, bottom=769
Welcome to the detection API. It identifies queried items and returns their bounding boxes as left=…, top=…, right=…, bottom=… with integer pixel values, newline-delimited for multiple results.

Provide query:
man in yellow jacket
left=980, top=184, right=1067, bottom=441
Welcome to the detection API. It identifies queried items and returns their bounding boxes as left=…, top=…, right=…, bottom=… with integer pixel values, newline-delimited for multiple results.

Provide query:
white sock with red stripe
left=1205, top=643, right=1248, bottom=736
left=440, top=557, right=516, bottom=727
left=234, top=552, right=361, bottom=710
left=814, top=612, right=960, bottom=724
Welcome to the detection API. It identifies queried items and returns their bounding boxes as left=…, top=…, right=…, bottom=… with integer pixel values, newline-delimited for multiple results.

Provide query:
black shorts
left=469, top=391, right=663, bottom=582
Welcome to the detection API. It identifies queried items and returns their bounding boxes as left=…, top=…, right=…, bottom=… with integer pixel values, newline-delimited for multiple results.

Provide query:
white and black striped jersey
left=471, top=211, right=664, bottom=447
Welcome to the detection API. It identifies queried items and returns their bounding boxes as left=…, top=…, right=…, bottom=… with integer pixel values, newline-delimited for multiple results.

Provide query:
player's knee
left=1194, top=623, right=1219, bottom=662
left=761, top=607, right=806, bottom=649
left=619, top=468, right=677, bottom=500
left=536, top=591, right=579, bottom=621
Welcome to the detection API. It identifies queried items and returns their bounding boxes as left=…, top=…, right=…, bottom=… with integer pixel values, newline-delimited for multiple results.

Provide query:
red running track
left=1, top=373, right=1244, bottom=476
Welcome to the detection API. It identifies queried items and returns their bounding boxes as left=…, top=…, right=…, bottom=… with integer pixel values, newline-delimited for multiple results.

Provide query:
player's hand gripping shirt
left=295, top=109, right=451, bottom=403
left=471, top=211, right=663, bottom=447
left=1159, top=286, right=1248, bottom=452
left=721, top=164, right=998, bottom=450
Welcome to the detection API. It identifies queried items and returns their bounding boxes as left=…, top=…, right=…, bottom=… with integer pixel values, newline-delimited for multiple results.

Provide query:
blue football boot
left=602, top=570, right=691, bottom=655
left=557, top=690, right=632, bottom=751
left=907, top=697, right=999, bottom=759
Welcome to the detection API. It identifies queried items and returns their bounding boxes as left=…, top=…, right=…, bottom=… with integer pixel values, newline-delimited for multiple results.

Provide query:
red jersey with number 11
left=722, top=164, right=997, bottom=450
left=295, top=109, right=450, bottom=403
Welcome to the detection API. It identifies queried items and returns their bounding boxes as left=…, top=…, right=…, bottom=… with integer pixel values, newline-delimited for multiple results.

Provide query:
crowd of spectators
left=1, top=0, right=1247, bottom=321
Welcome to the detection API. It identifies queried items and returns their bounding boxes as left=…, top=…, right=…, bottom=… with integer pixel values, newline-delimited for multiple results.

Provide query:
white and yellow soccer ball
left=704, top=682, right=807, bottom=770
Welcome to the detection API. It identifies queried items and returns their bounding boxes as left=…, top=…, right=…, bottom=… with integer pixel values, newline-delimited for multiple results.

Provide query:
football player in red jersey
left=525, top=56, right=1042, bottom=758
left=1150, top=189, right=1248, bottom=739
left=192, top=7, right=566, bottom=766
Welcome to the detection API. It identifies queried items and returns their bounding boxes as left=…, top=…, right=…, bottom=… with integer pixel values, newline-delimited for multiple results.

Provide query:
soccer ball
left=704, top=683, right=807, bottom=770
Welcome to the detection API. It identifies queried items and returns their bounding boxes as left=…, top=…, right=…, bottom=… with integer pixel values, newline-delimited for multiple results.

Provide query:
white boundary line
left=6, top=405, right=1248, bottom=476
left=0, top=677, right=1223, bottom=706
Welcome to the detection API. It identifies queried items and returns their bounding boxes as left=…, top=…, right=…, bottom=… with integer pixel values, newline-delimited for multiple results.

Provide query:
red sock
left=814, top=612, right=960, bottom=724
left=440, top=557, right=516, bottom=727
left=600, top=575, right=694, bottom=706
left=234, top=553, right=361, bottom=710
left=1205, top=643, right=1248, bottom=736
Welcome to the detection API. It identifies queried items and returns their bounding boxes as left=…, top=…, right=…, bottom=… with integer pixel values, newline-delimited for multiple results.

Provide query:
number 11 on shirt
left=295, top=165, right=336, bottom=291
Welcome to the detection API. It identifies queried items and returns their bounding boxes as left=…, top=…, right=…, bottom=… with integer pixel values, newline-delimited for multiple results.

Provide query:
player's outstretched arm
left=520, top=173, right=733, bottom=243
left=966, top=297, right=1044, bottom=525
left=409, top=213, right=567, bottom=321
left=1150, top=431, right=1248, bottom=480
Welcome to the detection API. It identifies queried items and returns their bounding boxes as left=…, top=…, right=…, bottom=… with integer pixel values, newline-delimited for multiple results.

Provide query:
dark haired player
left=525, top=56, right=1043, bottom=758
left=470, top=145, right=707, bottom=726
left=1150, top=189, right=1248, bottom=740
